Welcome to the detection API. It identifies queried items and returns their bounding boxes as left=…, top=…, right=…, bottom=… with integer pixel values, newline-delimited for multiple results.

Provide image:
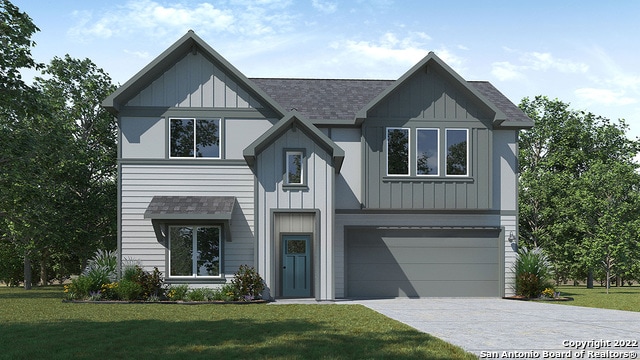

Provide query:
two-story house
left=103, top=31, right=533, bottom=300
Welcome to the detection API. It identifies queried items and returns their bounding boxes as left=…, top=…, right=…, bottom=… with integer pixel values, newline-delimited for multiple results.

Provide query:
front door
left=282, top=234, right=311, bottom=297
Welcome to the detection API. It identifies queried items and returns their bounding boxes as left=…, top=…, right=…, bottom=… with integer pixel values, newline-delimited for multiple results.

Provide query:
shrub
left=231, top=265, right=265, bottom=301
left=514, top=248, right=554, bottom=298
left=122, top=265, right=165, bottom=299
left=83, top=249, right=118, bottom=283
left=186, top=288, right=216, bottom=301
left=167, top=284, right=189, bottom=301
left=115, top=279, right=143, bottom=301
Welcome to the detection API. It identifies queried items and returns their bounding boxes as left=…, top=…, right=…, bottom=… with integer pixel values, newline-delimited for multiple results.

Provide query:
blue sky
left=13, top=0, right=640, bottom=137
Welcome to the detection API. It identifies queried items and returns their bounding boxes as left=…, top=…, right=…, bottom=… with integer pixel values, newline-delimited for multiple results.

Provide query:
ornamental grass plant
left=513, top=247, right=554, bottom=298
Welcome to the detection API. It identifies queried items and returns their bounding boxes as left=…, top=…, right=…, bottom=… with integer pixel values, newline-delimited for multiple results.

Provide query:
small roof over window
left=144, top=196, right=235, bottom=220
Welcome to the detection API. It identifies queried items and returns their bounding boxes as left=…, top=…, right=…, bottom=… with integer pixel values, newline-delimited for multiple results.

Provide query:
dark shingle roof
left=250, top=78, right=393, bottom=121
left=144, top=196, right=235, bottom=220
left=250, top=78, right=532, bottom=127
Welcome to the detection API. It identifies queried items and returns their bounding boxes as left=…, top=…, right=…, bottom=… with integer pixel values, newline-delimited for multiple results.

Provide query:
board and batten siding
left=361, top=65, right=495, bottom=210
left=362, top=124, right=492, bottom=209
left=254, top=127, right=335, bottom=300
left=125, top=51, right=265, bottom=109
left=120, top=163, right=255, bottom=277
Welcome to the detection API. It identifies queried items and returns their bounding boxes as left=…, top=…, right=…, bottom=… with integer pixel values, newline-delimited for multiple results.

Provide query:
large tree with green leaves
left=518, top=96, right=640, bottom=287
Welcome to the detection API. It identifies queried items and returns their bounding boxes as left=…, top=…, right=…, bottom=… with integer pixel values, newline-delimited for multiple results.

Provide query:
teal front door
left=282, top=235, right=311, bottom=297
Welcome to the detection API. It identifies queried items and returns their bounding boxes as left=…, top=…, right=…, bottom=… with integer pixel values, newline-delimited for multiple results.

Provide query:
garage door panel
left=348, top=280, right=500, bottom=298
left=348, top=247, right=498, bottom=264
left=346, top=228, right=501, bottom=298
left=348, top=263, right=498, bottom=281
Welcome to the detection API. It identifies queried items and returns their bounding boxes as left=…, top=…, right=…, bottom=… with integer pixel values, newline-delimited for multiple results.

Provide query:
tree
left=518, top=96, right=640, bottom=287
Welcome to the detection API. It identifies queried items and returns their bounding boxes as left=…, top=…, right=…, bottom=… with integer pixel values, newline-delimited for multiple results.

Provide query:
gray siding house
left=103, top=31, right=533, bottom=300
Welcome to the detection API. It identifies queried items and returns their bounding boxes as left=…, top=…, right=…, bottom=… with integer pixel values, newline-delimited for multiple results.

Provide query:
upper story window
left=285, top=150, right=305, bottom=186
left=445, top=129, right=468, bottom=176
left=387, top=128, right=409, bottom=175
left=416, top=128, right=439, bottom=176
left=170, top=118, right=220, bottom=158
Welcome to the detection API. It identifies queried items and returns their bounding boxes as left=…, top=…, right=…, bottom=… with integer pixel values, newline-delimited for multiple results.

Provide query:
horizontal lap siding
left=120, top=164, right=255, bottom=276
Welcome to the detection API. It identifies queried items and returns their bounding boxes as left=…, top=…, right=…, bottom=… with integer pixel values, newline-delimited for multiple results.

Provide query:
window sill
left=382, top=176, right=474, bottom=183
left=165, top=277, right=227, bottom=284
left=283, top=184, right=309, bottom=191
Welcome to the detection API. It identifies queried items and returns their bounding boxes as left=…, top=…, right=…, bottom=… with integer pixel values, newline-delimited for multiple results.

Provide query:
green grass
left=555, top=285, right=640, bottom=312
left=0, top=286, right=475, bottom=360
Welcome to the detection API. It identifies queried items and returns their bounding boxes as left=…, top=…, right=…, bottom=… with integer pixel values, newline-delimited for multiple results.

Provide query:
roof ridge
left=250, top=77, right=394, bottom=81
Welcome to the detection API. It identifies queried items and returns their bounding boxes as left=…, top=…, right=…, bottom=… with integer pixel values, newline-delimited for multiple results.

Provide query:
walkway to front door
left=282, top=234, right=311, bottom=297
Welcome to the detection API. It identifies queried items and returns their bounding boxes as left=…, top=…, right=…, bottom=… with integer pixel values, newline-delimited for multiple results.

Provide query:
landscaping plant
left=231, top=264, right=265, bottom=300
left=514, top=247, right=554, bottom=298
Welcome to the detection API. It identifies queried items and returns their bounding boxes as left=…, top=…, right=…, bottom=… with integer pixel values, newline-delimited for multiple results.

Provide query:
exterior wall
left=254, top=127, right=335, bottom=300
left=493, top=129, right=519, bottom=296
left=331, top=128, right=362, bottom=209
left=362, top=122, right=492, bottom=209
left=120, top=163, right=255, bottom=278
left=226, top=118, right=276, bottom=159
left=125, top=52, right=264, bottom=109
left=120, top=117, right=165, bottom=159
left=362, top=67, right=495, bottom=210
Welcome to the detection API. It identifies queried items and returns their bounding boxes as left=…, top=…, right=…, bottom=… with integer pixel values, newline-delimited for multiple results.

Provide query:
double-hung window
left=170, top=118, right=221, bottom=158
left=416, top=128, right=439, bottom=176
left=445, top=129, right=468, bottom=176
left=169, top=225, right=221, bottom=277
left=386, top=128, right=410, bottom=175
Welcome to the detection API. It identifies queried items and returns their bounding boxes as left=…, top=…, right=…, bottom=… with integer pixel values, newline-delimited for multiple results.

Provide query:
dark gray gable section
left=102, top=30, right=286, bottom=117
left=356, top=52, right=507, bottom=125
left=250, top=78, right=393, bottom=123
left=243, top=111, right=345, bottom=173
left=144, top=196, right=235, bottom=220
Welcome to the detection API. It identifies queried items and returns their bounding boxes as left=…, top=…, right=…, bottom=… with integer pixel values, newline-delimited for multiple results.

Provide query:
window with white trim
left=170, top=118, right=220, bottom=158
left=285, top=150, right=305, bottom=185
left=445, top=129, right=468, bottom=176
left=169, top=225, right=221, bottom=277
left=386, top=127, right=409, bottom=175
left=416, top=128, right=439, bottom=176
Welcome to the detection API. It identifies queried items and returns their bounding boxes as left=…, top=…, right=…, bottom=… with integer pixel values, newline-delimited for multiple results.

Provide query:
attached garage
left=345, top=227, right=503, bottom=298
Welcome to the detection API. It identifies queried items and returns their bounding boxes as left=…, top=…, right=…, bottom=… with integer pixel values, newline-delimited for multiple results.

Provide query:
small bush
left=186, top=288, right=216, bottom=301
left=514, top=248, right=554, bottom=298
left=115, top=279, right=143, bottom=301
left=167, top=284, right=189, bottom=301
left=231, top=265, right=265, bottom=301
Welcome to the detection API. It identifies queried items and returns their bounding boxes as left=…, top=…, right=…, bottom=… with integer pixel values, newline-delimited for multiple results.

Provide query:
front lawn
left=555, top=285, right=640, bottom=312
left=0, top=286, right=475, bottom=360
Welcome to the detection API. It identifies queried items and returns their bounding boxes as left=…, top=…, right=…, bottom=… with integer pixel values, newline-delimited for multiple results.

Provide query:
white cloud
left=575, top=88, right=637, bottom=106
left=67, top=0, right=296, bottom=42
left=333, top=31, right=430, bottom=66
left=312, top=0, right=337, bottom=14
left=491, top=50, right=588, bottom=82
left=491, top=61, right=525, bottom=81
left=123, top=49, right=151, bottom=59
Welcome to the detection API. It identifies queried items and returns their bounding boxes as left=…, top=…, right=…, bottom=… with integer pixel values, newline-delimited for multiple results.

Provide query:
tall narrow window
left=387, top=128, right=409, bottom=175
left=446, top=129, right=468, bottom=176
left=170, top=118, right=220, bottom=158
left=169, top=226, right=221, bottom=277
left=416, top=129, right=439, bottom=175
left=285, top=150, right=304, bottom=185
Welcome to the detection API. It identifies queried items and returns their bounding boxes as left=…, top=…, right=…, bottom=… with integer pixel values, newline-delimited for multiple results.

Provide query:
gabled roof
left=252, top=77, right=533, bottom=129
left=243, top=111, right=345, bottom=173
left=355, top=52, right=517, bottom=127
left=102, top=30, right=286, bottom=117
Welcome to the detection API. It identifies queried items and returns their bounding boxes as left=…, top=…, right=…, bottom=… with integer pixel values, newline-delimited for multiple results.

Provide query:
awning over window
left=144, top=196, right=235, bottom=220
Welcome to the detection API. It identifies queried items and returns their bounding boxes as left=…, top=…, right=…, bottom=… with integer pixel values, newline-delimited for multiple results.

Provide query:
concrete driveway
left=351, top=298, right=640, bottom=358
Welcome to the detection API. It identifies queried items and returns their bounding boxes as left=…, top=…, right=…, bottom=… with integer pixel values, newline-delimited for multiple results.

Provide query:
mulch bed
left=62, top=299, right=269, bottom=305
left=503, top=295, right=573, bottom=302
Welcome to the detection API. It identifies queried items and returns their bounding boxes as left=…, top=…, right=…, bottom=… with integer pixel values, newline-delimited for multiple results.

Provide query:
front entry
left=281, top=234, right=311, bottom=297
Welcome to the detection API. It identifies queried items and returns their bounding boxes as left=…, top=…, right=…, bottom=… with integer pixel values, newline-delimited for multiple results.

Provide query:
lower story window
left=169, top=225, right=221, bottom=277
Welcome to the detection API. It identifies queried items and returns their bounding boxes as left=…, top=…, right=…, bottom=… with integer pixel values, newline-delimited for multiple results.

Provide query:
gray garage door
left=346, top=228, right=502, bottom=298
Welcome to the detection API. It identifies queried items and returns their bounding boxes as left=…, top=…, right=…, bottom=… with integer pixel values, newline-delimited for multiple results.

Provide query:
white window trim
left=169, top=117, right=222, bottom=159
left=386, top=127, right=411, bottom=176
left=445, top=128, right=469, bottom=177
left=168, top=225, right=223, bottom=278
left=284, top=150, right=305, bottom=186
left=416, top=128, right=440, bottom=177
